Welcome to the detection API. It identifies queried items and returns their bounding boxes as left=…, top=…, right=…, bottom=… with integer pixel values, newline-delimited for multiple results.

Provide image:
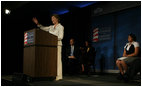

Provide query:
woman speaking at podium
left=32, top=14, right=64, bottom=81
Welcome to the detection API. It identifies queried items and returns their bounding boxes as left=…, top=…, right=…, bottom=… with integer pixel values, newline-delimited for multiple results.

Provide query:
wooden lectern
left=23, top=29, right=58, bottom=77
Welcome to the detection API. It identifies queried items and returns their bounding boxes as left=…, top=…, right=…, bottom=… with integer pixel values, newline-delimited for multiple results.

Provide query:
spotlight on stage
left=5, top=9, right=11, bottom=15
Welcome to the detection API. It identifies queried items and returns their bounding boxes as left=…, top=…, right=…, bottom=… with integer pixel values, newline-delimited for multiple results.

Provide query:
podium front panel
left=35, top=46, right=57, bottom=77
left=23, top=29, right=58, bottom=77
left=23, top=46, right=36, bottom=77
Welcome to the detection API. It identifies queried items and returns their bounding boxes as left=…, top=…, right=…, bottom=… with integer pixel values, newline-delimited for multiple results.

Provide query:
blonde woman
left=32, top=14, right=64, bottom=81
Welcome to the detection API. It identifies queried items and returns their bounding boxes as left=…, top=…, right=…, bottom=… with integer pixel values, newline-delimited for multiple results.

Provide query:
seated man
left=116, top=33, right=140, bottom=82
left=66, top=38, right=80, bottom=75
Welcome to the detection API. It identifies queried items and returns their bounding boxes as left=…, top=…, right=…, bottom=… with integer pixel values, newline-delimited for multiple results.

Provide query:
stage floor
left=1, top=74, right=141, bottom=86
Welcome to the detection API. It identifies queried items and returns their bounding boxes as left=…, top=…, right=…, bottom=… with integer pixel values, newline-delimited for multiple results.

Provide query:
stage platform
left=1, top=74, right=141, bottom=86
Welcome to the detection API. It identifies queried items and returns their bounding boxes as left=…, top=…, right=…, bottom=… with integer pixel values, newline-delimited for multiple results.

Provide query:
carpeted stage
left=1, top=74, right=141, bottom=86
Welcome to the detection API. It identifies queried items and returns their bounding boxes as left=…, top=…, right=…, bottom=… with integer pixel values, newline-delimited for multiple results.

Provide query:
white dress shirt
left=38, top=23, right=64, bottom=46
left=70, top=45, right=74, bottom=56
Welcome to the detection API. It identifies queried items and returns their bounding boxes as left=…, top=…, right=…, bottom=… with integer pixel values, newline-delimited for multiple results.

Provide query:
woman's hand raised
left=32, top=17, right=39, bottom=25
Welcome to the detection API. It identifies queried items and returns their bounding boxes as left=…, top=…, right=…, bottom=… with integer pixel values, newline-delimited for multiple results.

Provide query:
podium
left=23, top=29, right=58, bottom=77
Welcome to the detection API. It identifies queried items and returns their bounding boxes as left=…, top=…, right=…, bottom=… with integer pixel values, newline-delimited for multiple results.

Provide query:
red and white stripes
left=24, top=32, right=28, bottom=45
left=93, top=28, right=99, bottom=42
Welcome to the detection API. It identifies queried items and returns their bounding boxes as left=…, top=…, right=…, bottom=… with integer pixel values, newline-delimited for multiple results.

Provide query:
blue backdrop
left=91, top=7, right=141, bottom=70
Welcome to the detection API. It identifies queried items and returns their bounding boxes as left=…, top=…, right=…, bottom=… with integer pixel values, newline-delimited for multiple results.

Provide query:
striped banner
left=24, top=32, right=28, bottom=45
left=93, top=28, right=99, bottom=42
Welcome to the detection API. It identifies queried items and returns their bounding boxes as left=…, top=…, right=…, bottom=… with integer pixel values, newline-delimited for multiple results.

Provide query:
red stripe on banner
left=93, top=38, right=98, bottom=40
left=24, top=33, right=27, bottom=36
left=93, top=38, right=99, bottom=42
left=93, top=28, right=99, bottom=42
left=24, top=42, right=27, bottom=45
left=93, top=30, right=98, bottom=33
left=93, top=33, right=98, bottom=37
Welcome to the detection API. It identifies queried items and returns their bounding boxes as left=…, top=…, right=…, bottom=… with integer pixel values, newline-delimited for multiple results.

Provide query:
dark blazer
left=66, top=45, right=80, bottom=60
left=82, top=46, right=96, bottom=65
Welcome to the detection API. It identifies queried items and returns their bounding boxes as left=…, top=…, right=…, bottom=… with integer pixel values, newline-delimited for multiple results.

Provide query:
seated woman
left=116, top=33, right=140, bottom=80
left=80, top=41, right=96, bottom=75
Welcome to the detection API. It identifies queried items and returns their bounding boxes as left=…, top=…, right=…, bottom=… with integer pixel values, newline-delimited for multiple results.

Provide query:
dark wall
left=62, top=7, right=92, bottom=46
left=58, top=7, right=92, bottom=74
left=2, top=4, right=52, bottom=74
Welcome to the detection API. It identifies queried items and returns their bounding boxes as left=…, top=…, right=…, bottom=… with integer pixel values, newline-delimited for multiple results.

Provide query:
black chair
left=125, top=58, right=141, bottom=82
